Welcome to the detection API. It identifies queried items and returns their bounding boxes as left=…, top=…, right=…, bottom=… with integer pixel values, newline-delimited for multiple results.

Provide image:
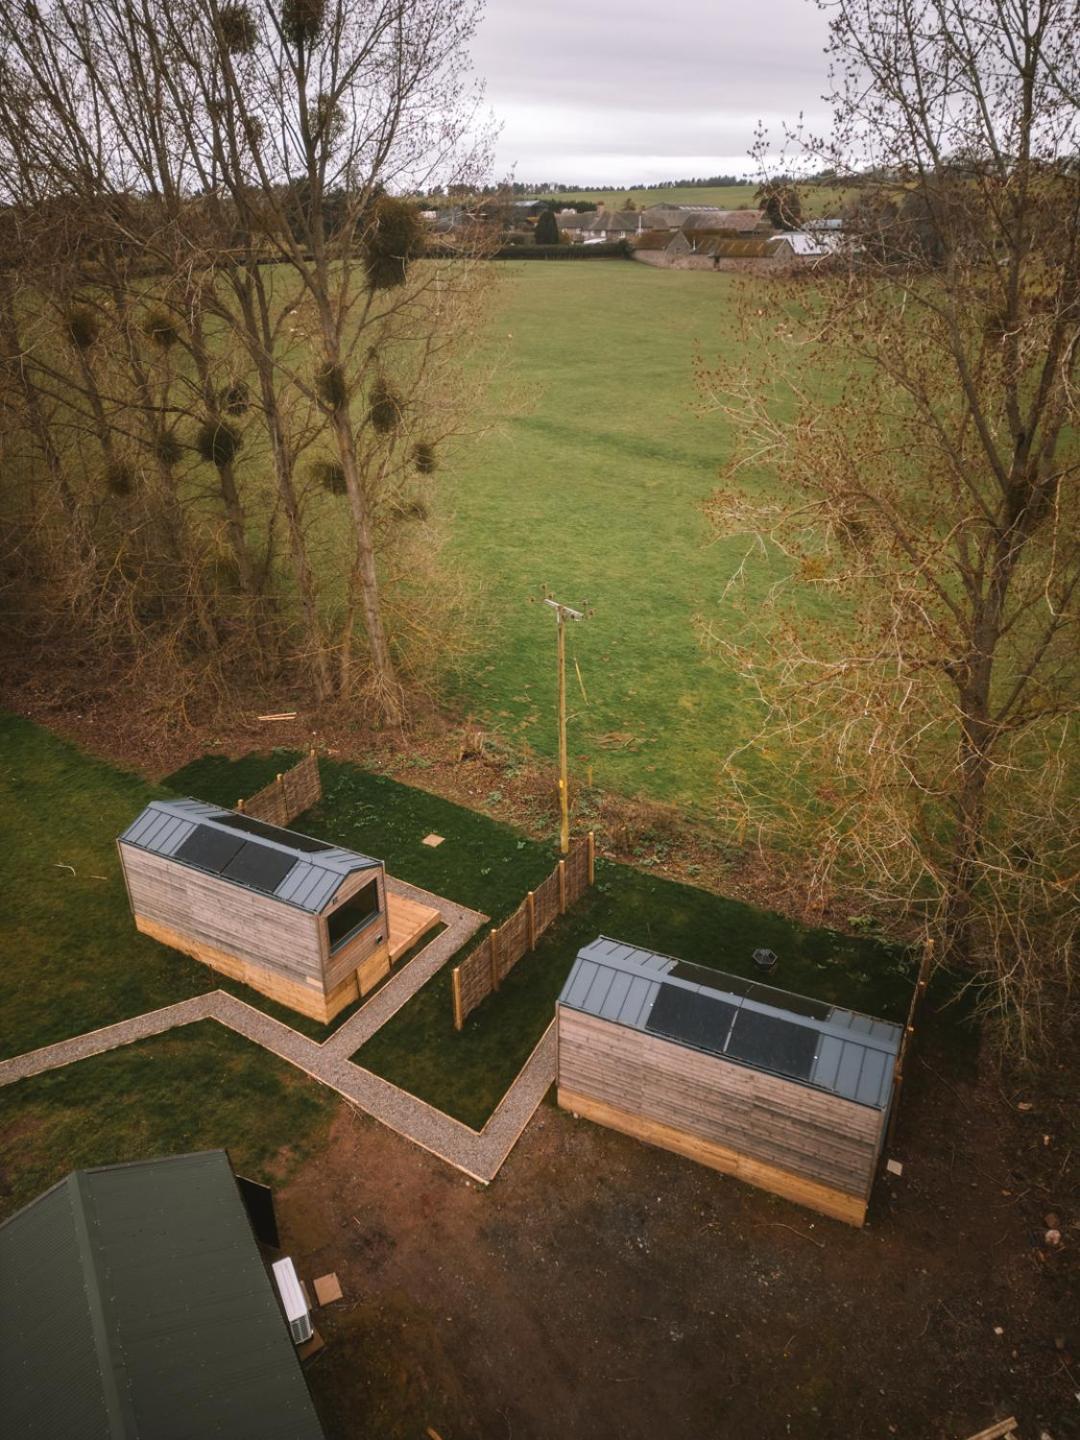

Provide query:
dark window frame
left=326, top=879, right=382, bottom=954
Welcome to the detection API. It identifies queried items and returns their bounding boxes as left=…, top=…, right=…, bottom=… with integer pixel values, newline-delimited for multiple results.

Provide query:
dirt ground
left=281, top=1019, right=1077, bottom=1440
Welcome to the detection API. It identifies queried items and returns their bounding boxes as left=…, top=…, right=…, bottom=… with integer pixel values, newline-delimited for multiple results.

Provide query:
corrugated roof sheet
left=769, top=230, right=846, bottom=257
left=0, top=1152, right=325, bottom=1440
left=119, top=798, right=378, bottom=913
left=559, top=937, right=902, bottom=1110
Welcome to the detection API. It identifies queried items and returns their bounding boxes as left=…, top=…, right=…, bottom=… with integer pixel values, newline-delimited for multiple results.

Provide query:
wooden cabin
left=119, top=799, right=392, bottom=1022
left=556, top=937, right=903, bottom=1226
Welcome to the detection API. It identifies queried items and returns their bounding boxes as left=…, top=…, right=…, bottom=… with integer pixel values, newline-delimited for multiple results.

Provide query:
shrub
left=143, top=309, right=180, bottom=349
left=220, top=381, right=251, bottom=415
left=154, top=432, right=184, bottom=466
left=363, top=195, right=426, bottom=291
left=311, top=459, right=348, bottom=496
left=281, top=0, right=324, bottom=48
left=534, top=208, right=560, bottom=245
left=389, top=496, right=429, bottom=522
left=368, top=376, right=403, bottom=434
left=194, top=419, right=242, bottom=467
left=104, top=461, right=134, bottom=496
left=219, top=3, right=258, bottom=53
left=66, top=306, right=100, bottom=350
left=315, top=361, right=346, bottom=411
left=412, top=441, right=437, bottom=474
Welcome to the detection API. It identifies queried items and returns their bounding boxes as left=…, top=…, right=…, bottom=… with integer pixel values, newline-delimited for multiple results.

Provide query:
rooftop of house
left=120, top=798, right=380, bottom=913
left=0, top=1152, right=325, bottom=1440
left=559, top=937, right=903, bottom=1109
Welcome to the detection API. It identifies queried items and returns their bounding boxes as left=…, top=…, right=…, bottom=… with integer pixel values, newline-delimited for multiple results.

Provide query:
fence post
left=587, top=831, right=595, bottom=886
left=558, top=859, right=566, bottom=912
left=526, top=891, right=536, bottom=949
left=489, top=929, right=500, bottom=991
left=452, top=967, right=463, bottom=1031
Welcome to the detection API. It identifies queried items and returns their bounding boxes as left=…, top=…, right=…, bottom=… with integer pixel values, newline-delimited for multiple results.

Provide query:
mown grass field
left=440, top=260, right=819, bottom=815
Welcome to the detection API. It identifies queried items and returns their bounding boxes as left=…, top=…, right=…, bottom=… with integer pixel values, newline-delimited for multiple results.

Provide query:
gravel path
left=0, top=878, right=556, bottom=1184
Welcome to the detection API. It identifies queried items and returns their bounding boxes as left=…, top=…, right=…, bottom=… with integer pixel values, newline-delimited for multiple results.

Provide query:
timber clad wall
left=122, top=844, right=322, bottom=984
left=120, top=840, right=389, bottom=1023
left=557, top=1007, right=887, bottom=1226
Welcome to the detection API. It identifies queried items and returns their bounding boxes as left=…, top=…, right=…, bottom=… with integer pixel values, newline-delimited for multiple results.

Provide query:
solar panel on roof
left=670, top=962, right=755, bottom=1000
left=214, top=812, right=332, bottom=853
left=175, top=825, right=245, bottom=874
left=725, top=1009, right=818, bottom=1081
left=746, top=982, right=832, bottom=1021
left=221, top=842, right=296, bottom=893
left=645, top=985, right=737, bottom=1058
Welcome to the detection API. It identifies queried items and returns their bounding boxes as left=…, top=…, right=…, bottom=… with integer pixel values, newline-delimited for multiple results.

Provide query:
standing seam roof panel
left=559, top=937, right=902, bottom=1110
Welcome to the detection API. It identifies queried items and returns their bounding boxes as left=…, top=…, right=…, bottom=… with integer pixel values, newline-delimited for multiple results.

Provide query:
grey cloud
left=470, top=0, right=832, bottom=183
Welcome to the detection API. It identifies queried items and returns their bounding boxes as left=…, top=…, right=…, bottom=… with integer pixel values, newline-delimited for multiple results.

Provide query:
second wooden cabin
left=119, top=798, right=392, bottom=1022
left=557, top=937, right=903, bottom=1226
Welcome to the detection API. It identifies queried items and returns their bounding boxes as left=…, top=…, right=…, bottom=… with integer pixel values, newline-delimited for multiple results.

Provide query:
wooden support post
left=452, top=967, right=464, bottom=1031
left=526, top=891, right=536, bottom=949
left=885, top=1063, right=904, bottom=1150
left=489, top=929, right=500, bottom=991
left=587, top=831, right=595, bottom=886
left=558, top=859, right=567, bottom=912
left=556, top=610, right=569, bottom=856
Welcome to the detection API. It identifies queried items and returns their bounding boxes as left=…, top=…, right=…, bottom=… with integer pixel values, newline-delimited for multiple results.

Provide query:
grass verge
left=0, top=1021, right=336, bottom=1221
left=0, top=713, right=211, bottom=1059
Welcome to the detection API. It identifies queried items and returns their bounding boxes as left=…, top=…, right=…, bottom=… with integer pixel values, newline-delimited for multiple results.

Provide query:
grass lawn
left=0, top=713, right=212, bottom=1059
left=356, top=858, right=917, bottom=1131
left=0, top=1022, right=336, bottom=1221
left=166, top=751, right=559, bottom=921
left=439, top=260, right=828, bottom=816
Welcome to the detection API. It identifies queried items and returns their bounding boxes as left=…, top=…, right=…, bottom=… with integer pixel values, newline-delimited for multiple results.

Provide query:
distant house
left=0, top=1152, right=325, bottom=1440
left=641, top=205, right=767, bottom=233
left=567, top=209, right=646, bottom=241
left=768, top=230, right=846, bottom=261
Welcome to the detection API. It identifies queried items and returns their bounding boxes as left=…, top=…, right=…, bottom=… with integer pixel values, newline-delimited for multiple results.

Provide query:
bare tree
left=0, top=0, right=491, bottom=717
left=702, top=0, right=1079, bottom=1048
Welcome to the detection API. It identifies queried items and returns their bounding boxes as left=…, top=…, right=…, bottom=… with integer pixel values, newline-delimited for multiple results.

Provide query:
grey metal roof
left=0, top=1151, right=325, bottom=1440
left=559, top=937, right=902, bottom=1110
left=120, top=797, right=379, bottom=913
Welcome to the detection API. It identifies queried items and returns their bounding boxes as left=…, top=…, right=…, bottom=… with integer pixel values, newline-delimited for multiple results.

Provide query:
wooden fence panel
left=452, top=833, right=596, bottom=1029
left=455, top=934, right=495, bottom=1026
left=241, top=753, right=322, bottom=828
left=563, top=841, right=590, bottom=908
left=281, top=754, right=321, bottom=820
left=496, top=901, right=531, bottom=982
left=532, top=868, right=562, bottom=939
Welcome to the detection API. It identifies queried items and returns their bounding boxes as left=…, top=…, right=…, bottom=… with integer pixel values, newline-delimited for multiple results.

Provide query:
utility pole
left=542, top=597, right=585, bottom=854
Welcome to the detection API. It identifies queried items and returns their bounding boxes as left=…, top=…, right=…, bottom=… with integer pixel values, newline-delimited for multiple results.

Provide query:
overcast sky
left=469, top=0, right=833, bottom=187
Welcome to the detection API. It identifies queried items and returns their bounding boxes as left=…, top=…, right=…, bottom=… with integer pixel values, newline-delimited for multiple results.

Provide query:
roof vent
left=272, top=1257, right=314, bottom=1345
left=752, top=948, right=778, bottom=973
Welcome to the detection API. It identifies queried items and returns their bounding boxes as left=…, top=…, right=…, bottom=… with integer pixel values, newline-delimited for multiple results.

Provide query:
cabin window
left=327, top=880, right=381, bottom=952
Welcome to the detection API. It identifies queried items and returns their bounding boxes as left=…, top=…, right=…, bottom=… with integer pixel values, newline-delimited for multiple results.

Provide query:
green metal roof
left=0, top=1151, right=325, bottom=1439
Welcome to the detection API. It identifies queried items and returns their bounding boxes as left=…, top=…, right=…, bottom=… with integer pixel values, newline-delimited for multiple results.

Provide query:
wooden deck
left=386, top=889, right=442, bottom=962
